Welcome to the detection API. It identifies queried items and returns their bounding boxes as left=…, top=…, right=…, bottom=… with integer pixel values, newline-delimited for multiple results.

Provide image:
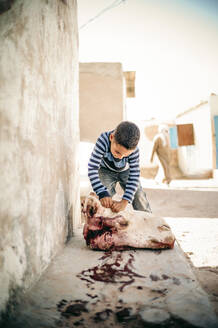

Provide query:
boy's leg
left=98, top=167, right=117, bottom=197
left=132, top=186, right=152, bottom=213
left=119, top=169, right=152, bottom=213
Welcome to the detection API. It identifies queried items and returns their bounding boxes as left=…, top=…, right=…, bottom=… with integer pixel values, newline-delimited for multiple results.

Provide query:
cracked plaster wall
left=0, top=0, right=80, bottom=315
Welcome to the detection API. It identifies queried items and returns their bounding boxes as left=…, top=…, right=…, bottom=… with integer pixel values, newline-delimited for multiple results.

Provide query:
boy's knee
left=133, top=188, right=151, bottom=213
left=134, top=186, right=144, bottom=197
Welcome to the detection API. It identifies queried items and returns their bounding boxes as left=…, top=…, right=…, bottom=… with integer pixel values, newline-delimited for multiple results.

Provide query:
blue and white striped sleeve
left=88, top=133, right=110, bottom=199
left=122, top=148, right=140, bottom=203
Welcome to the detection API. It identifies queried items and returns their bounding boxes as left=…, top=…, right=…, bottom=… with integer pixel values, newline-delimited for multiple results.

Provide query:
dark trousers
left=98, top=167, right=151, bottom=213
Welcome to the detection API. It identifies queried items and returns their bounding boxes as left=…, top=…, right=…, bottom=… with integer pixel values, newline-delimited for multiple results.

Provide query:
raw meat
left=82, top=193, right=175, bottom=250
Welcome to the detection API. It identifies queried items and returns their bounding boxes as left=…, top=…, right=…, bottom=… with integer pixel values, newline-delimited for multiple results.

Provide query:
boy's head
left=110, top=121, right=140, bottom=160
left=114, top=121, right=140, bottom=149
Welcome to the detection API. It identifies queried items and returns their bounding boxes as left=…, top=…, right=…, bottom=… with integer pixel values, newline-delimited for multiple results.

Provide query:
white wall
left=209, top=94, right=218, bottom=172
left=176, top=102, right=213, bottom=176
left=210, top=94, right=218, bottom=117
left=133, top=120, right=155, bottom=168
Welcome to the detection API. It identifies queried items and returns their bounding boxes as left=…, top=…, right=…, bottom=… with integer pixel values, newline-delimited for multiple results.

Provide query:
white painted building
left=175, top=94, right=218, bottom=178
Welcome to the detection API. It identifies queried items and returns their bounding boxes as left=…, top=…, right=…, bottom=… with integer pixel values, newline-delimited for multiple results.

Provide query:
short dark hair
left=114, top=121, right=140, bottom=149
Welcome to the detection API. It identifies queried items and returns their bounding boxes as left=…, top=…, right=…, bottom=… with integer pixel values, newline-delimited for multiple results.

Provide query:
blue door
left=169, top=126, right=178, bottom=149
left=214, top=116, right=218, bottom=169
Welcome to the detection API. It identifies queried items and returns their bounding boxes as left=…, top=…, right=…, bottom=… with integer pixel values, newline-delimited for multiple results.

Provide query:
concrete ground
left=141, top=179, right=218, bottom=322
left=2, top=178, right=218, bottom=328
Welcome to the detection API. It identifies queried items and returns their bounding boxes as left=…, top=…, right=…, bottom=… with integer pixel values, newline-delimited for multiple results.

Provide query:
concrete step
left=4, top=231, right=218, bottom=328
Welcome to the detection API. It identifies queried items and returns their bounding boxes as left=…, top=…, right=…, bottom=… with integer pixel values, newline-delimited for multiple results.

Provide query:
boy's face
left=110, top=133, right=134, bottom=160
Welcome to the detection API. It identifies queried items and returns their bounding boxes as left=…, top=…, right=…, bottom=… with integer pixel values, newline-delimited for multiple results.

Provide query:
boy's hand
left=100, top=196, right=113, bottom=208
left=111, top=199, right=128, bottom=213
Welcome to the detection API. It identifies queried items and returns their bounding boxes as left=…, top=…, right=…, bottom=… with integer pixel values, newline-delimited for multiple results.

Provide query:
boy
left=88, top=121, right=151, bottom=213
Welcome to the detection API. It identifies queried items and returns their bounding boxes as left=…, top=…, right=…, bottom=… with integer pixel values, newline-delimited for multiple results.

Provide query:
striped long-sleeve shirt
left=88, top=131, right=140, bottom=203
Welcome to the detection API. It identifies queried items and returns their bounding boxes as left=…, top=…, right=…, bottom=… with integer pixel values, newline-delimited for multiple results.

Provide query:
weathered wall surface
left=79, top=62, right=125, bottom=143
left=0, top=0, right=80, bottom=316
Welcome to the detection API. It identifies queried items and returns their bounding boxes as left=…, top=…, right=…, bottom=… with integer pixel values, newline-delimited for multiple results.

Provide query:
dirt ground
left=143, top=186, right=218, bottom=319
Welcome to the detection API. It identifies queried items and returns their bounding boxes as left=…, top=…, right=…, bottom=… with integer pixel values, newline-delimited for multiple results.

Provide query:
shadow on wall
left=0, top=0, right=15, bottom=14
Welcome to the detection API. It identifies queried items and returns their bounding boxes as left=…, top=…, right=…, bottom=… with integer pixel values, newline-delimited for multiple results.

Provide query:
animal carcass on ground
left=82, top=193, right=175, bottom=251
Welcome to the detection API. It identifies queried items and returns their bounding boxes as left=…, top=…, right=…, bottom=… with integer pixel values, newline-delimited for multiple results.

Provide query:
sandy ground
left=143, top=184, right=218, bottom=318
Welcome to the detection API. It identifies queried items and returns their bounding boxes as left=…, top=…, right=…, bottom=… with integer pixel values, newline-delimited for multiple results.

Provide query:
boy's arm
left=122, top=148, right=140, bottom=204
left=100, top=196, right=113, bottom=208
left=111, top=199, right=128, bottom=212
left=88, top=133, right=111, bottom=200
